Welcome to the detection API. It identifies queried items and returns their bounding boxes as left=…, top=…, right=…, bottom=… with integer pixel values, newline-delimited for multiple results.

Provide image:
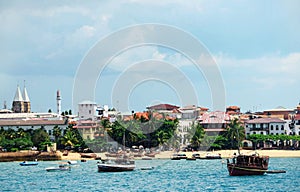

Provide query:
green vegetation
left=1, top=116, right=299, bottom=153
left=106, top=117, right=179, bottom=150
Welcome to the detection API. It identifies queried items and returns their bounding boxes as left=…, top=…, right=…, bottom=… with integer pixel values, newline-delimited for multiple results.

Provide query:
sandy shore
left=61, top=149, right=300, bottom=161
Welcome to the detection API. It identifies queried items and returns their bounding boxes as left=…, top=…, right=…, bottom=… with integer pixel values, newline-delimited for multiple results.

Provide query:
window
left=270, top=125, right=274, bottom=130
left=260, top=132, right=264, bottom=135
left=253, top=132, right=256, bottom=134
left=89, top=110, right=91, bottom=114
left=271, top=133, right=274, bottom=135
left=31, top=126, right=34, bottom=128
left=276, top=133, right=278, bottom=135
left=48, top=130, right=52, bottom=135
left=276, top=125, right=279, bottom=130
left=281, top=125, right=284, bottom=130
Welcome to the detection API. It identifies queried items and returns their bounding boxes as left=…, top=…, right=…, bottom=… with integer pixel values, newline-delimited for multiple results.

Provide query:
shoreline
left=60, top=149, right=300, bottom=161
left=1, top=149, right=299, bottom=162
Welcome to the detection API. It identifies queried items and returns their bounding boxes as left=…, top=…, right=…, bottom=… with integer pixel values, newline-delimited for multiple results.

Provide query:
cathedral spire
left=23, top=81, right=30, bottom=102
left=13, top=85, right=24, bottom=102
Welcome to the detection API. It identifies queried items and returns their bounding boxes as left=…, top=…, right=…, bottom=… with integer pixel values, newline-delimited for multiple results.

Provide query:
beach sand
left=60, top=149, right=300, bottom=161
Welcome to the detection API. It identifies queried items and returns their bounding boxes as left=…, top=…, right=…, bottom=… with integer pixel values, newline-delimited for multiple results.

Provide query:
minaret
left=12, top=85, right=24, bottom=113
left=22, top=82, right=31, bottom=113
left=57, top=90, right=61, bottom=115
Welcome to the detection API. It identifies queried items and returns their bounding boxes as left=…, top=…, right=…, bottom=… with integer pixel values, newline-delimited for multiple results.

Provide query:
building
left=74, top=120, right=101, bottom=140
left=176, top=105, right=209, bottom=146
left=263, top=106, right=294, bottom=120
left=245, top=117, right=287, bottom=136
left=198, top=111, right=230, bottom=135
left=179, top=105, right=209, bottom=119
left=226, top=106, right=240, bottom=115
left=147, top=104, right=179, bottom=112
left=78, top=100, right=97, bottom=120
left=0, top=119, right=67, bottom=138
left=289, top=103, right=300, bottom=135
left=12, top=85, right=31, bottom=113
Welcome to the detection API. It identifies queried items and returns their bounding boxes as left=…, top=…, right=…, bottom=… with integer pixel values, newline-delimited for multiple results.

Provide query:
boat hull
left=227, top=164, right=267, bottom=176
left=19, top=162, right=38, bottom=166
left=46, top=167, right=71, bottom=172
left=97, top=164, right=135, bottom=172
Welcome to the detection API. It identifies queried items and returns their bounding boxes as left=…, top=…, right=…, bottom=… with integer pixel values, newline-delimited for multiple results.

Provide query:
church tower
left=22, top=85, right=31, bottom=113
left=12, top=85, right=24, bottom=113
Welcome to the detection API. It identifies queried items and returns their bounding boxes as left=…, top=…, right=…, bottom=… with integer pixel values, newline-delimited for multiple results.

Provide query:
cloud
left=216, top=52, right=300, bottom=89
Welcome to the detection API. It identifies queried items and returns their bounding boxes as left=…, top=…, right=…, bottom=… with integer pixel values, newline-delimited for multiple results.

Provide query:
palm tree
left=52, top=125, right=62, bottom=143
left=60, top=127, right=79, bottom=149
left=190, top=123, right=205, bottom=150
left=225, top=118, right=245, bottom=151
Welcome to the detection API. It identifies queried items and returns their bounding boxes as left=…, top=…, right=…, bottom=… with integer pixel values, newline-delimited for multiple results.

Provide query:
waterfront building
left=245, top=117, right=288, bottom=136
left=289, top=103, right=300, bottom=135
left=197, top=111, right=230, bottom=136
left=0, top=118, right=67, bottom=137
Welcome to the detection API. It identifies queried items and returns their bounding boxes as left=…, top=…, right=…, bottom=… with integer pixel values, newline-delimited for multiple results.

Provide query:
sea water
left=0, top=158, right=299, bottom=191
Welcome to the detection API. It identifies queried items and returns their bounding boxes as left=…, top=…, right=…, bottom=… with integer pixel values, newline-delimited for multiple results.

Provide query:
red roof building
left=146, top=104, right=179, bottom=111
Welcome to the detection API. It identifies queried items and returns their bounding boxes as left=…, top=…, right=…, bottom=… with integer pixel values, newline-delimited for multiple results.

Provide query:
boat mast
left=236, top=123, right=241, bottom=155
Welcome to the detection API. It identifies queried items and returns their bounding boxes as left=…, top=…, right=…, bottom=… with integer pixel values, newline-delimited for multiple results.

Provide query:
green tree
left=32, top=128, right=50, bottom=151
left=52, top=125, right=62, bottom=143
left=190, top=122, right=205, bottom=150
left=225, top=118, right=245, bottom=149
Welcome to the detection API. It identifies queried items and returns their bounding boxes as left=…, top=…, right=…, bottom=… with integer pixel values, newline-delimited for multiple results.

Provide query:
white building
left=0, top=119, right=67, bottom=138
left=178, top=119, right=194, bottom=145
left=78, top=100, right=97, bottom=120
left=245, top=117, right=288, bottom=136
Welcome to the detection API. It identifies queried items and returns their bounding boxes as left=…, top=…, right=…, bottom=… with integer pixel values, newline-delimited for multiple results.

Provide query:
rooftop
left=198, top=111, right=230, bottom=124
left=246, top=117, right=285, bottom=124
left=0, top=119, right=66, bottom=126
left=146, top=104, right=179, bottom=111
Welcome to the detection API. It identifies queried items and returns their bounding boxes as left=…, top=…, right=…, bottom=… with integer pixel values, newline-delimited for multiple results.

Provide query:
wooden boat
left=227, top=153, right=269, bottom=176
left=46, top=164, right=71, bottom=172
left=97, top=131, right=135, bottom=172
left=19, top=161, right=38, bottom=166
left=97, top=158, right=135, bottom=172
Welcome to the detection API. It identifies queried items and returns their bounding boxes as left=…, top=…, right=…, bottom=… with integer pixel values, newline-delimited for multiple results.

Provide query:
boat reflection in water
left=227, top=153, right=269, bottom=176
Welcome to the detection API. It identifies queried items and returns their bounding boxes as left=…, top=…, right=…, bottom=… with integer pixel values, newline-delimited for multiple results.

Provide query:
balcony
left=250, top=128, right=269, bottom=132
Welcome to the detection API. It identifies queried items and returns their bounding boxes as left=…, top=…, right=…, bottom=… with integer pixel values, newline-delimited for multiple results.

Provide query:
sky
left=0, top=0, right=299, bottom=113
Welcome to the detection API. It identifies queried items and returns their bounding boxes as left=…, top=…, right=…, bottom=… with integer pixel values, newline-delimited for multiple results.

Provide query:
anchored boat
left=97, top=157, right=135, bottom=172
left=227, top=153, right=269, bottom=176
left=19, top=161, right=38, bottom=166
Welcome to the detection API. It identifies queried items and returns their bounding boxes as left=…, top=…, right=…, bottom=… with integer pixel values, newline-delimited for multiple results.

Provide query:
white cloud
left=215, top=52, right=300, bottom=89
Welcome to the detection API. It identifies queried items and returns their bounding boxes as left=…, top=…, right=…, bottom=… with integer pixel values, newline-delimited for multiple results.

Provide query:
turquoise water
left=0, top=158, right=299, bottom=191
